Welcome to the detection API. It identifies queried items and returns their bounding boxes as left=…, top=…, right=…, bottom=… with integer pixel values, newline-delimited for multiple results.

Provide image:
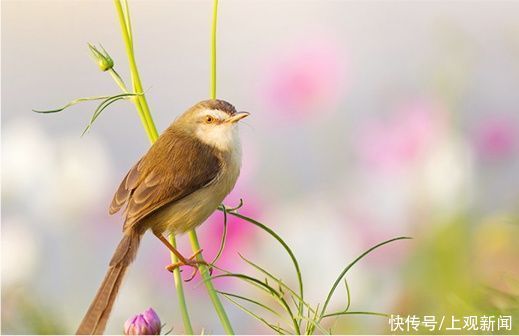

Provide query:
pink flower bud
left=124, top=307, right=161, bottom=335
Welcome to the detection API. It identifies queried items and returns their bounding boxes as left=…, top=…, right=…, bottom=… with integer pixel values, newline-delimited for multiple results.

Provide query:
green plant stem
left=108, top=68, right=151, bottom=142
left=113, top=0, right=192, bottom=332
left=188, top=231, right=234, bottom=334
left=192, top=0, right=234, bottom=333
left=114, top=0, right=158, bottom=141
left=210, top=0, right=218, bottom=99
left=114, top=1, right=234, bottom=334
left=170, top=235, right=194, bottom=334
left=108, top=68, right=129, bottom=93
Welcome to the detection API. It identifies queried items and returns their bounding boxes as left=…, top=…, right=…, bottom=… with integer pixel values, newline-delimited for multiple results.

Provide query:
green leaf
left=216, top=291, right=282, bottom=318
left=223, top=211, right=305, bottom=320
left=321, top=311, right=389, bottom=319
left=32, top=95, right=112, bottom=113
left=237, top=253, right=316, bottom=315
left=208, top=273, right=300, bottom=334
left=81, top=93, right=138, bottom=136
left=296, top=315, right=329, bottom=335
left=344, top=278, right=351, bottom=312
left=221, top=294, right=289, bottom=334
left=319, top=236, right=411, bottom=320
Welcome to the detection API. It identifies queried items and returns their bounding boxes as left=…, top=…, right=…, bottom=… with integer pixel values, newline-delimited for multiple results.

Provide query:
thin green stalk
left=114, top=0, right=158, bottom=142
left=188, top=231, right=235, bottom=334
left=107, top=68, right=152, bottom=139
left=114, top=1, right=234, bottom=334
left=108, top=68, right=129, bottom=93
left=318, top=236, right=411, bottom=323
left=186, top=0, right=235, bottom=333
left=170, top=235, right=194, bottom=334
left=210, top=0, right=218, bottom=99
left=113, top=0, right=192, bottom=332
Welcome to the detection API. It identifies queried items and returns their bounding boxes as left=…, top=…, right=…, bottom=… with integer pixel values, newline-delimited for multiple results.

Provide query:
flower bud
left=88, top=43, right=114, bottom=72
left=124, top=307, right=161, bottom=335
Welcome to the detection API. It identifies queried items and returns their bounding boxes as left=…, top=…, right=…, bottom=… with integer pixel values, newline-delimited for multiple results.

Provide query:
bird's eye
left=205, top=115, right=214, bottom=123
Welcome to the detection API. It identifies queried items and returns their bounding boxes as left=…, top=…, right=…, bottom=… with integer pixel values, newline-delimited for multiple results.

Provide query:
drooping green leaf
left=296, top=315, right=329, bottom=335
left=208, top=273, right=300, bottom=334
left=321, top=311, right=388, bottom=319
left=217, top=291, right=282, bottom=318
left=32, top=95, right=112, bottom=113
left=221, top=294, right=289, bottom=334
left=319, top=236, right=411, bottom=320
left=81, top=93, right=139, bottom=136
left=223, top=211, right=305, bottom=319
left=237, top=253, right=316, bottom=315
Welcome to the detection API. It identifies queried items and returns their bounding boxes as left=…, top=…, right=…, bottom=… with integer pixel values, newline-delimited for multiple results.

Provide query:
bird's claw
left=165, top=249, right=213, bottom=282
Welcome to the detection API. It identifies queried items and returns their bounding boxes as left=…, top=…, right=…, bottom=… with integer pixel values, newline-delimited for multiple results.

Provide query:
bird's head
left=175, top=99, right=249, bottom=151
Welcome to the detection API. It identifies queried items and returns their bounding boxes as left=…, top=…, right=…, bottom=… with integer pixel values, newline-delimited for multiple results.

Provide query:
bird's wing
left=109, top=158, right=143, bottom=215
left=109, top=129, right=222, bottom=230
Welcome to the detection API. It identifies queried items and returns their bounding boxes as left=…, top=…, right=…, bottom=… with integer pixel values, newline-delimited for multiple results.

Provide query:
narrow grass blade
left=319, top=236, right=411, bottom=320
left=222, top=294, right=288, bottom=334
left=297, top=315, right=329, bottom=335
left=217, top=291, right=282, bottom=318
left=237, top=253, right=316, bottom=315
left=225, top=211, right=305, bottom=318
left=322, top=311, right=389, bottom=319
left=81, top=93, right=138, bottom=136
left=344, top=278, right=351, bottom=312
left=217, top=290, right=297, bottom=330
left=209, top=273, right=300, bottom=334
left=32, top=95, right=111, bottom=113
left=210, top=274, right=283, bottom=304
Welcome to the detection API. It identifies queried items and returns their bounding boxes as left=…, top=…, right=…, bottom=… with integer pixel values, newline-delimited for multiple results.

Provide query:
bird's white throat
left=195, top=109, right=242, bottom=153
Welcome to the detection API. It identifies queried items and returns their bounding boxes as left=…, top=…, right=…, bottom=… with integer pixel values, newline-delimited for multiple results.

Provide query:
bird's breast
left=148, top=147, right=241, bottom=235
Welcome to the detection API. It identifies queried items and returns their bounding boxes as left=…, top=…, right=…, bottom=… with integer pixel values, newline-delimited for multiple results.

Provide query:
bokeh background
left=2, top=0, right=519, bottom=334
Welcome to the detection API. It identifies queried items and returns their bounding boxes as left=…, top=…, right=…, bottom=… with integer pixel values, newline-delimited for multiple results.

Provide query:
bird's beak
left=227, top=111, right=250, bottom=123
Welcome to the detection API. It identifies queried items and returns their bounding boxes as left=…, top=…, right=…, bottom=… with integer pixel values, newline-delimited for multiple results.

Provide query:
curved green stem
left=113, top=0, right=192, bottom=332
left=108, top=68, right=129, bottom=93
left=114, top=1, right=234, bottom=334
left=187, top=0, right=234, bottom=333
left=170, top=235, right=194, bottom=334
left=188, top=231, right=234, bottom=334
left=114, top=0, right=158, bottom=142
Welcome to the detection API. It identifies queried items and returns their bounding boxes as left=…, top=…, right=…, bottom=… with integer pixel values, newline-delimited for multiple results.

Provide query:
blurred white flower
left=2, top=119, right=55, bottom=201
left=3, top=118, right=113, bottom=228
left=46, top=135, right=112, bottom=219
left=1, top=218, right=40, bottom=286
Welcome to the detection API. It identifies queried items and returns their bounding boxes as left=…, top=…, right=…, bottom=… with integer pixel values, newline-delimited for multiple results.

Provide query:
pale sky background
left=3, top=1, right=519, bottom=334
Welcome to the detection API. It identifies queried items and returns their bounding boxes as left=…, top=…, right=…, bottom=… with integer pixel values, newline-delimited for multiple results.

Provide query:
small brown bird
left=76, top=99, right=249, bottom=335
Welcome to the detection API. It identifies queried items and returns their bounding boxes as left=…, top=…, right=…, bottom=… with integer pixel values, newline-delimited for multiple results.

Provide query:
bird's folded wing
left=109, top=129, right=222, bottom=230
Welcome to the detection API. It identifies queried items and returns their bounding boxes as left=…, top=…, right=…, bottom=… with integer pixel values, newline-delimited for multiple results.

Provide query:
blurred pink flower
left=472, top=115, right=518, bottom=160
left=355, top=100, right=446, bottom=173
left=197, top=187, right=262, bottom=272
left=259, top=36, right=347, bottom=120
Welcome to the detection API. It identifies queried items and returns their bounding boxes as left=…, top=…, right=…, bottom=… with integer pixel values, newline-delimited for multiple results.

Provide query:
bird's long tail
left=76, top=230, right=141, bottom=335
